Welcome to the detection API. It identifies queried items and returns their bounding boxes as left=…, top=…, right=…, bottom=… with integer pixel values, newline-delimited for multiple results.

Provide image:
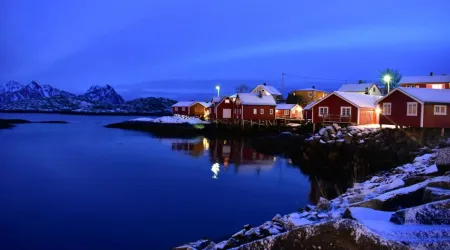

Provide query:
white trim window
left=270, top=109, right=273, bottom=115
left=283, top=110, right=289, bottom=115
left=175, top=107, right=178, bottom=111
left=260, top=109, right=264, bottom=114
left=407, top=102, right=418, bottom=116
left=382, top=103, right=391, bottom=115
left=340, top=107, right=351, bottom=117
left=308, top=92, right=313, bottom=98
left=434, top=105, right=447, bottom=115
left=182, top=107, right=186, bottom=111
left=318, top=107, right=328, bottom=117
left=225, top=99, right=230, bottom=103
left=253, top=109, right=257, bottom=114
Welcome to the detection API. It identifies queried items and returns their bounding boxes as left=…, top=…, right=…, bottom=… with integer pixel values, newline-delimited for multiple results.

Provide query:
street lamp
left=383, top=74, right=392, bottom=93
left=215, top=85, right=220, bottom=97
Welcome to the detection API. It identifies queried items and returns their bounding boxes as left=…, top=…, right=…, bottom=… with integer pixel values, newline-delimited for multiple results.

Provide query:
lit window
left=434, top=105, right=447, bottom=115
left=260, top=109, right=264, bottom=114
left=225, top=99, right=230, bottom=103
left=308, top=92, right=313, bottom=97
left=175, top=107, right=178, bottom=111
left=382, top=103, right=391, bottom=115
left=407, top=102, right=418, bottom=116
left=284, top=110, right=289, bottom=115
left=270, top=109, right=273, bottom=115
left=340, top=107, right=351, bottom=117
left=318, top=107, right=328, bottom=117
left=253, top=109, right=257, bottom=114
left=431, top=84, right=443, bottom=89
left=416, top=85, right=420, bottom=88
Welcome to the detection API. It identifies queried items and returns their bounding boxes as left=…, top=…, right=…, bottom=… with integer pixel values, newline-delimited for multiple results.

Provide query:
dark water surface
left=0, top=113, right=310, bottom=250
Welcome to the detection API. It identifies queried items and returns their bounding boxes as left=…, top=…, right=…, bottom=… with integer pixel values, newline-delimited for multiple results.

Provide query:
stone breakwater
left=176, top=147, right=450, bottom=250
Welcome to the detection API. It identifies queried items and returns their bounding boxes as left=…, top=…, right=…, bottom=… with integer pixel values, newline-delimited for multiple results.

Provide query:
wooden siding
left=400, top=83, right=450, bottom=89
left=237, top=105, right=276, bottom=120
left=172, top=103, right=206, bottom=117
left=211, top=97, right=235, bottom=121
left=423, top=104, right=450, bottom=128
left=291, top=90, right=328, bottom=105
left=359, top=108, right=378, bottom=125
left=378, top=90, right=421, bottom=127
left=312, top=94, right=358, bottom=124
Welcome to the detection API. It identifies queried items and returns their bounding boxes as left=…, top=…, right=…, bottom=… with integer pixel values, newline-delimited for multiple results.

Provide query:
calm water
left=0, top=113, right=311, bottom=250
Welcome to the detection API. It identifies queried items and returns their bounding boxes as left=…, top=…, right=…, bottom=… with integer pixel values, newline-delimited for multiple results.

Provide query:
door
left=223, top=109, right=231, bottom=118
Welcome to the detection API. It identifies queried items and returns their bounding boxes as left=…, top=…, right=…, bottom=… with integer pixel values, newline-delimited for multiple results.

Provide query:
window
left=431, top=84, right=443, bottom=89
left=407, top=102, right=418, bottom=116
left=340, top=107, right=351, bottom=117
left=308, top=92, right=313, bottom=98
left=434, top=105, right=447, bottom=115
left=175, top=107, right=178, bottom=111
left=372, top=87, right=376, bottom=93
left=182, top=107, right=186, bottom=111
left=382, top=103, right=391, bottom=115
left=225, top=99, right=230, bottom=103
left=260, top=109, right=264, bottom=114
left=253, top=109, right=257, bottom=114
left=270, top=109, right=273, bottom=115
left=416, top=85, right=420, bottom=88
left=284, top=110, right=289, bottom=115
left=318, top=107, right=328, bottom=117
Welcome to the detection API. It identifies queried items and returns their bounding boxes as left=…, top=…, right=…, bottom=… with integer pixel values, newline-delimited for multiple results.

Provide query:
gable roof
left=376, top=87, right=450, bottom=104
left=172, top=101, right=198, bottom=107
left=293, top=88, right=328, bottom=93
left=199, top=102, right=212, bottom=108
left=338, top=83, right=378, bottom=92
left=303, top=100, right=317, bottom=110
left=400, top=75, right=450, bottom=84
left=252, top=84, right=282, bottom=96
left=237, top=93, right=277, bottom=106
left=212, top=97, right=222, bottom=103
left=311, top=91, right=382, bottom=109
left=276, top=104, right=299, bottom=110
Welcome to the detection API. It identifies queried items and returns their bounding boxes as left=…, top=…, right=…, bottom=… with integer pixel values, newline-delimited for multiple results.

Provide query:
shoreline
left=0, top=110, right=171, bottom=117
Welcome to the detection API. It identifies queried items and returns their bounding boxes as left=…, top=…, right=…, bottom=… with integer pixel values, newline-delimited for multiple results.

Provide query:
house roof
left=172, top=101, right=198, bottom=107
left=311, top=91, right=382, bottom=109
left=338, top=83, right=378, bottom=92
left=199, top=102, right=212, bottom=108
left=252, top=84, right=282, bottom=96
left=376, top=87, right=450, bottom=104
left=237, top=93, right=277, bottom=106
left=303, top=100, right=317, bottom=110
left=400, top=75, right=450, bottom=84
left=212, top=97, right=222, bottom=103
left=276, top=104, right=298, bottom=110
left=293, top=88, right=328, bottom=93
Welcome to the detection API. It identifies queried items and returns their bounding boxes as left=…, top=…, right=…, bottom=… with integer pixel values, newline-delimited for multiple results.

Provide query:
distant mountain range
left=0, top=81, right=176, bottom=114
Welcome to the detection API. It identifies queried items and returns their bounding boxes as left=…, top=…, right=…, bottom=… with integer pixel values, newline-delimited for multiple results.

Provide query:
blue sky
left=1, top=0, right=450, bottom=99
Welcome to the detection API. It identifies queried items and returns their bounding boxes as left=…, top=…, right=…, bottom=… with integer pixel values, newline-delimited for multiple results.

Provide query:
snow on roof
left=212, top=97, right=222, bottom=103
left=276, top=104, right=297, bottom=110
left=294, top=88, right=328, bottom=92
left=252, top=84, right=282, bottom=95
left=400, top=75, right=450, bottom=84
left=199, top=102, right=211, bottom=108
left=334, top=92, right=382, bottom=108
left=172, top=101, right=197, bottom=107
left=237, top=93, right=277, bottom=106
left=338, top=83, right=377, bottom=92
left=396, top=87, right=450, bottom=104
left=303, top=100, right=317, bottom=110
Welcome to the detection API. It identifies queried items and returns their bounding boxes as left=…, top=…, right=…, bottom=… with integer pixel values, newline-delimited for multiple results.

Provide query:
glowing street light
left=215, top=85, right=220, bottom=97
left=383, top=74, right=392, bottom=93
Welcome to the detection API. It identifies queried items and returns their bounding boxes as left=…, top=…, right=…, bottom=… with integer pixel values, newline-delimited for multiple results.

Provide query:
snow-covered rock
left=390, top=199, right=450, bottom=225
left=79, top=84, right=124, bottom=104
left=131, top=116, right=209, bottom=125
left=0, top=81, right=24, bottom=93
left=436, top=147, right=450, bottom=173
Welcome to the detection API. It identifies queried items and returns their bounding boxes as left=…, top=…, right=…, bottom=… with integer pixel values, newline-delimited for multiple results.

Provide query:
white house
left=251, top=83, right=282, bottom=102
left=338, top=83, right=383, bottom=96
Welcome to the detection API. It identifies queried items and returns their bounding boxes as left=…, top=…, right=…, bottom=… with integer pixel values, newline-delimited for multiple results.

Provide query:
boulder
left=174, top=239, right=213, bottom=250
left=436, top=147, right=450, bottom=173
left=237, top=219, right=408, bottom=250
left=390, top=199, right=450, bottom=225
left=305, top=205, right=315, bottom=212
left=423, top=186, right=450, bottom=202
left=343, top=133, right=353, bottom=144
left=316, top=197, right=331, bottom=211
left=323, top=134, right=331, bottom=142
left=243, top=224, right=252, bottom=231
left=403, top=176, right=432, bottom=187
left=332, top=123, right=340, bottom=132
left=318, top=128, right=327, bottom=136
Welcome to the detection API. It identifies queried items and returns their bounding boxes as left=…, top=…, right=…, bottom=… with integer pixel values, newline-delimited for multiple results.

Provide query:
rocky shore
left=0, top=118, right=69, bottom=129
left=176, top=134, right=450, bottom=249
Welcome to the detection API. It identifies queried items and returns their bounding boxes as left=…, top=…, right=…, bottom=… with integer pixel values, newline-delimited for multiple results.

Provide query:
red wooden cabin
left=234, top=93, right=277, bottom=121
left=172, top=101, right=209, bottom=117
left=399, top=74, right=450, bottom=89
left=376, top=87, right=450, bottom=128
left=210, top=96, right=235, bottom=121
left=309, top=92, right=382, bottom=125
left=275, top=104, right=303, bottom=119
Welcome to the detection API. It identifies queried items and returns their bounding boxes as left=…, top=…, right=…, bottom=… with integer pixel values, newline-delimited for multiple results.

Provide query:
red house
left=309, top=91, right=382, bottom=125
left=210, top=96, right=235, bottom=121
left=275, top=104, right=303, bottom=119
left=376, top=87, right=450, bottom=128
left=172, top=101, right=210, bottom=117
left=399, top=74, right=450, bottom=89
left=302, top=100, right=316, bottom=121
left=234, top=93, right=277, bottom=121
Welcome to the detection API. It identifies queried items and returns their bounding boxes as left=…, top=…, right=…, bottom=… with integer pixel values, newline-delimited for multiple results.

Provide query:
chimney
left=263, top=82, right=267, bottom=86
left=359, top=80, right=363, bottom=84
left=430, top=72, right=434, bottom=76
left=312, top=85, right=315, bottom=89
left=365, top=87, right=369, bottom=95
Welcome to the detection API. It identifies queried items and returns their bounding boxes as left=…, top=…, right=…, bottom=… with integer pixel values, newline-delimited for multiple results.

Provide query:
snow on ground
left=349, top=124, right=396, bottom=129
left=129, top=115, right=210, bottom=124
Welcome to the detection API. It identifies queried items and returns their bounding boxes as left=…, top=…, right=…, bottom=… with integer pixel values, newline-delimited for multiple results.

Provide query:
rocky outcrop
left=436, top=147, right=450, bottom=173
left=238, top=219, right=408, bottom=250
left=390, top=199, right=450, bottom=225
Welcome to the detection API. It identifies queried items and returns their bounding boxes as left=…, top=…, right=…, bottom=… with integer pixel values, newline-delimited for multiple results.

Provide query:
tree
left=379, top=68, right=402, bottom=93
left=286, top=93, right=305, bottom=106
left=235, top=84, right=251, bottom=93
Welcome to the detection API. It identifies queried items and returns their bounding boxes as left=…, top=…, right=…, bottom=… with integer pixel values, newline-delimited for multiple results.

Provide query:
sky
left=1, top=0, right=450, bottom=100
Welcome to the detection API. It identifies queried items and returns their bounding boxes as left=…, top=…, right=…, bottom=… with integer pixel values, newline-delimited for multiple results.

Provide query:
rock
left=238, top=219, right=408, bottom=250
left=342, top=208, right=354, bottom=219
left=319, top=128, right=327, bottom=136
left=404, top=176, right=432, bottom=187
left=174, top=239, right=213, bottom=250
left=436, top=148, right=450, bottom=173
left=427, top=176, right=450, bottom=189
left=390, top=199, right=450, bottom=225
left=305, top=205, right=314, bottom=212
left=323, top=134, right=331, bottom=142
left=243, top=224, right=252, bottom=231
left=326, top=125, right=335, bottom=134
left=332, top=123, right=340, bottom=132
left=316, top=197, right=331, bottom=211
left=336, top=130, right=342, bottom=137
left=223, top=238, right=239, bottom=249
left=272, top=214, right=282, bottom=223
left=343, top=133, right=353, bottom=144
left=423, top=187, right=450, bottom=202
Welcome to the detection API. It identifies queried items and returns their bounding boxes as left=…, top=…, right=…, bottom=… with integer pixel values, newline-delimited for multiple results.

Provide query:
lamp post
left=383, top=75, right=392, bottom=94
left=215, top=85, right=220, bottom=97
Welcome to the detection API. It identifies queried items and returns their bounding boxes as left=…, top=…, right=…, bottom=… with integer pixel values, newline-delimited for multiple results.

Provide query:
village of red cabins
left=171, top=74, right=450, bottom=129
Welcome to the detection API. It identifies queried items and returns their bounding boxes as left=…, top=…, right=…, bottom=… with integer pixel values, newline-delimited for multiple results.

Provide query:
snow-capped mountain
left=0, top=81, right=175, bottom=113
left=0, top=81, right=24, bottom=93
left=80, top=84, right=125, bottom=105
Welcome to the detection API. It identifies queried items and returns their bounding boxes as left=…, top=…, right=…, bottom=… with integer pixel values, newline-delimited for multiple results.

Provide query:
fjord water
left=0, top=113, right=310, bottom=250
